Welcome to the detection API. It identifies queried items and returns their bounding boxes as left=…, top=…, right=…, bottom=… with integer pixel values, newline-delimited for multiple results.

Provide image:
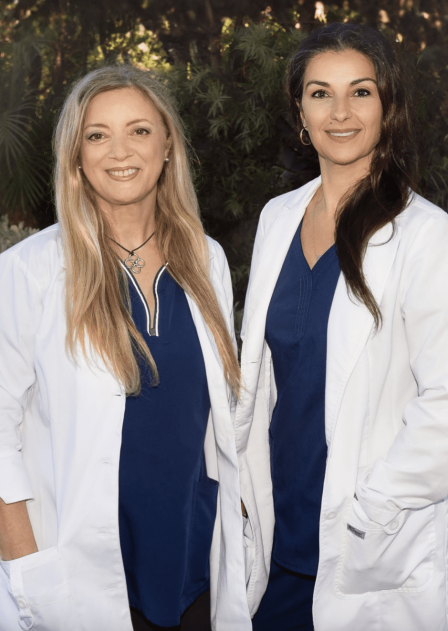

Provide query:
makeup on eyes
left=310, top=87, right=372, bottom=99
left=86, top=127, right=151, bottom=141
left=87, top=132, right=105, bottom=141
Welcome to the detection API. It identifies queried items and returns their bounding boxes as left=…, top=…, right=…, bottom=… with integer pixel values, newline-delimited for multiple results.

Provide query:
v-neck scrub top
left=118, top=266, right=217, bottom=627
left=265, top=221, right=340, bottom=576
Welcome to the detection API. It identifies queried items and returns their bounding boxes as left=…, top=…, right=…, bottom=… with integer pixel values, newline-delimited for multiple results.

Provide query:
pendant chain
left=108, top=231, right=155, bottom=275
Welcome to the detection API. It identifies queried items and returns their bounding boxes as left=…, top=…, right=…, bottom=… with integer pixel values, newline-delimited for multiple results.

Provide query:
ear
left=295, top=98, right=306, bottom=128
left=165, top=135, right=173, bottom=159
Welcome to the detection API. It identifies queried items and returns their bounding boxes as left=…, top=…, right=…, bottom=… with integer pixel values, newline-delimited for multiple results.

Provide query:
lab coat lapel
left=186, top=293, right=222, bottom=372
left=242, top=178, right=322, bottom=363
left=325, top=221, right=402, bottom=447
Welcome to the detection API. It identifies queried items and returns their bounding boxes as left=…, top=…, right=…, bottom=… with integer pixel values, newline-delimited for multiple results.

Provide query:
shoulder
left=0, top=224, right=63, bottom=289
left=204, top=235, right=234, bottom=314
left=397, top=192, right=448, bottom=246
left=0, top=223, right=61, bottom=262
left=205, top=235, right=227, bottom=270
left=258, top=177, right=321, bottom=232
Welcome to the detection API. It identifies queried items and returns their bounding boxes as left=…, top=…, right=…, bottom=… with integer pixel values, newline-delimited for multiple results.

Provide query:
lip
left=325, top=129, right=361, bottom=142
left=106, top=167, right=140, bottom=181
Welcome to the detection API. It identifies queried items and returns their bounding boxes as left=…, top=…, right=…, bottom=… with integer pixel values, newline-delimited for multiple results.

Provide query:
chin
left=323, top=150, right=372, bottom=167
left=333, top=157, right=364, bottom=166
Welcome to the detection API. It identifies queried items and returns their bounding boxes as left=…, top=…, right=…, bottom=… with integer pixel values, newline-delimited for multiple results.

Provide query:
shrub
left=0, top=215, right=39, bottom=254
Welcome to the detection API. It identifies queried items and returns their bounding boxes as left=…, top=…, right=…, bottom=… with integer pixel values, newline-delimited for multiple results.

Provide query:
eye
left=354, top=88, right=371, bottom=97
left=311, top=89, right=329, bottom=99
left=134, top=128, right=150, bottom=136
left=87, top=132, right=104, bottom=141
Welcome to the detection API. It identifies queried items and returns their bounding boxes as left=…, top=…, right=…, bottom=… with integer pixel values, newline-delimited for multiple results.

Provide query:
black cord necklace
left=109, top=231, right=155, bottom=274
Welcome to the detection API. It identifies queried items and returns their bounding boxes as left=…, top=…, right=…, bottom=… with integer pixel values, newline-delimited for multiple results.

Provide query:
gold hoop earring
left=300, top=128, right=312, bottom=146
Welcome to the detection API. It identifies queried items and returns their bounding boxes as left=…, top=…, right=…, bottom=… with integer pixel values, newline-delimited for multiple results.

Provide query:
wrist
left=0, top=542, right=38, bottom=562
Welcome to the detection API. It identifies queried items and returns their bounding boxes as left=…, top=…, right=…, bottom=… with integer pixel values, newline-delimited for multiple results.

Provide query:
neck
left=98, top=198, right=156, bottom=248
left=317, top=154, right=371, bottom=217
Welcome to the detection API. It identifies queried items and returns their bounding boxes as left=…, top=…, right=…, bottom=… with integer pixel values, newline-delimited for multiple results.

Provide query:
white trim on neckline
left=121, top=263, right=167, bottom=336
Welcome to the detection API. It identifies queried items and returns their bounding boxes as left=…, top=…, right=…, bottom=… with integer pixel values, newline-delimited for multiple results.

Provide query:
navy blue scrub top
left=119, top=265, right=217, bottom=627
left=265, top=220, right=340, bottom=576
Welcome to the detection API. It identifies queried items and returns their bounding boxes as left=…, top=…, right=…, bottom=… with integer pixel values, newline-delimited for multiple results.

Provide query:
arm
left=357, top=211, right=448, bottom=525
left=0, top=499, right=37, bottom=561
left=209, top=241, right=249, bottom=517
left=220, top=246, right=238, bottom=352
left=207, top=237, right=238, bottom=349
left=0, top=247, right=41, bottom=557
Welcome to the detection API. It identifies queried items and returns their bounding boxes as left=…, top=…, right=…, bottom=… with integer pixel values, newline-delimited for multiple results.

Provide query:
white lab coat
left=236, top=176, right=448, bottom=631
left=0, top=225, right=252, bottom=631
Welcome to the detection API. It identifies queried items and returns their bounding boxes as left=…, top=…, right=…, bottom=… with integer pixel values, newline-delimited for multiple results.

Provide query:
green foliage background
left=1, top=0, right=447, bottom=310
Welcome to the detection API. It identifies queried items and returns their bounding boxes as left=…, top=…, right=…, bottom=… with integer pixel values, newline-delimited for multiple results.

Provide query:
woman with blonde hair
left=0, top=65, right=251, bottom=631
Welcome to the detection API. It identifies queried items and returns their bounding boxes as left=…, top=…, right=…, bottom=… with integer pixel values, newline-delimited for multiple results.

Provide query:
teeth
left=330, top=131, right=356, bottom=137
left=108, top=168, right=138, bottom=176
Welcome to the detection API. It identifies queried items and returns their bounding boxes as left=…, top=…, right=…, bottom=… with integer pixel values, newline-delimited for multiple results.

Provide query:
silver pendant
left=125, top=253, right=146, bottom=274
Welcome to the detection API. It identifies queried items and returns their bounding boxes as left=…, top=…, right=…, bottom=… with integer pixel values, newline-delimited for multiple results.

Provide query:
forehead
left=304, top=49, right=376, bottom=85
left=85, top=87, right=161, bottom=122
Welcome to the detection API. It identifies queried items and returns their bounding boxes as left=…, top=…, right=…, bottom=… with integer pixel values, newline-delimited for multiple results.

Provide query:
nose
left=331, top=95, right=352, bottom=123
left=109, top=135, right=133, bottom=161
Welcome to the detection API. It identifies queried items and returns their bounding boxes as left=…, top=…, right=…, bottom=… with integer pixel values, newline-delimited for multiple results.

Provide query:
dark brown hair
left=287, top=23, right=419, bottom=326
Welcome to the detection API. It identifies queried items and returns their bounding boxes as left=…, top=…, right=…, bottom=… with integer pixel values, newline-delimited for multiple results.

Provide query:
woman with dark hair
left=236, top=23, right=448, bottom=631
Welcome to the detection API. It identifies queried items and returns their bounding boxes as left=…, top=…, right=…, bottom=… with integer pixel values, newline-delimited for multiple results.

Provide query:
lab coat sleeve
left=356, top=210, right=448, bottom=526
left=0, top=246, right=42, bottom=504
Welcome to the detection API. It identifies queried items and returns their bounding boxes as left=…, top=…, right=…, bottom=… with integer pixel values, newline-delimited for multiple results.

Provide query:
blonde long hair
left=53, top=65, right=240, bottom=396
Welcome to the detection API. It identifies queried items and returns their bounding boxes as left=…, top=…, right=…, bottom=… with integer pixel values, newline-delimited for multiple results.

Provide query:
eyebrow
left=84, top=118, right=154, bottom=131
left=84, top=123, right=108, bottom=130
left=305, top=77, right=377, bottom=90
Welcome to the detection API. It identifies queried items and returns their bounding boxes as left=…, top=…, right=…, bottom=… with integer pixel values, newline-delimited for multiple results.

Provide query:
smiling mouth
left=107, top=168, right=139, bottom=177
left=327, top=130, right=360, bottom=137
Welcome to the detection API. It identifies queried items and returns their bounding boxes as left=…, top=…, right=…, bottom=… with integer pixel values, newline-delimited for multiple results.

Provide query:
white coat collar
left=242, top=176, right=321, bottom=363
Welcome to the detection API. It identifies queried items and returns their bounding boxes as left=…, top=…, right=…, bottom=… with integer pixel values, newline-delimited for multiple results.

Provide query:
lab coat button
left=326, top=512, right=336, bottom=520
left=17, top=598, right=26, bottom=608
left=390, top=520, right=399, bottom=530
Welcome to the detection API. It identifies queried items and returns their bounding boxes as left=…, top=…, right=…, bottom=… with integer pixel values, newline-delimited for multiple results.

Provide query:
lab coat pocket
left=0, top=546, right=81, bottom=631
left=183, top=476, right=219, bottom=597
left=335, top=500, right=434, bottom=596
left=243, top=515, right=254, bottom=586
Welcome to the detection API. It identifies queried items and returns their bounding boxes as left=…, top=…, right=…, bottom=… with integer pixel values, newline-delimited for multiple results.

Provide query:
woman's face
left=300, top=49, right=382, bottom=167
left=80, top=87, right=170, bottom=209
